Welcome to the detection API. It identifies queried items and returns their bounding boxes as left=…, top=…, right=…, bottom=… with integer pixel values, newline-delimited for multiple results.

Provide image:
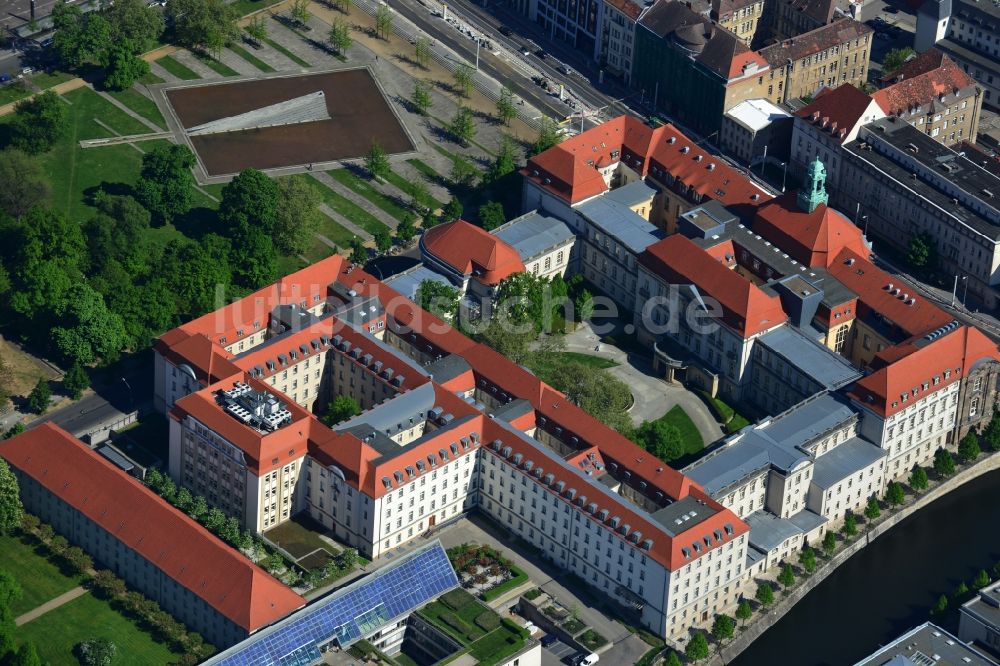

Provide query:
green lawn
left=18, top=592, right=177, bottom=665
left=138, top=71, right=165, bottom=85
left=418, top=591, right=527, bottom=666
left=384, top=169, right=445, bottom=210
left=106, top=87, right=166, bottom=129
left=525, top=352, right=617, bottom=386
left=304, top=174, right=389, bottom=237
left=262, top=37, right=312, bottom=68
left=407, top=158, right=442, bottom=182
left=41, top=87, right=153, bottom=221
left=231, top=0, right=284, bottom=16
left=264, top=516, right=337, bottom=560
left=30, top=70, right=75, bottom=90
left=228, top=44, right=276, bottom=72
left=191, top=51, right=239, bottom=77
left=155, top=55, right=200, bottom=80
left=0, top=533, right=83, bottom=617
left=654, top=405, right=703, bottom=456
left=327, top=169, right=410, bottom=221
left=0, top=82, right=32, bottom=105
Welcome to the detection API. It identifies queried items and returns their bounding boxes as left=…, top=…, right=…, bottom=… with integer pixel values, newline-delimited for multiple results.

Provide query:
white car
left=20, top=67, right=32, bottom=75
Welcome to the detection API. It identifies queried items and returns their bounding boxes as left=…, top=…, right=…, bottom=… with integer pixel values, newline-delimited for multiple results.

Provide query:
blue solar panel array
left=207, top=542, right=459, bottom=666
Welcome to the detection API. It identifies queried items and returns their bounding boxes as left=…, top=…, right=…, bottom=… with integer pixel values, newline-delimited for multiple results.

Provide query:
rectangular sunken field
left=165, top=69, right=413, bottom=176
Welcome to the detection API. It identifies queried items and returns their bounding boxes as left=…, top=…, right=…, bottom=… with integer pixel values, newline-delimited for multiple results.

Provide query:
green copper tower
left=797, top=158, right=829, bottom=213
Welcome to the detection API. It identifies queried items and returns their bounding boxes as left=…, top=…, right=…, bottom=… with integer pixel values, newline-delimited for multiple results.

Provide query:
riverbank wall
left=707, top=451, right=1000, bottom=665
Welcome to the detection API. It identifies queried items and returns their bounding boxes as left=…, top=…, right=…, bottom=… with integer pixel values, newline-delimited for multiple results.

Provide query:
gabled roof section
left=795, top=84, right=881, bottom=141
left=780, top=0, right=837, bottom=27
left=760, top=18, right=872, bottom=67
left=640, top=234, right=788, bottom=337
left=421, top=220, right=525, bottom=285
left=826, top=248, right=954, bottom=340
left=752, top=193, right=870, bottom=268
left=873, top=50, right=977, bottom=116
left=0, top=424, right=305, bottom=631
left=850, top=325, right=1000, bottom=417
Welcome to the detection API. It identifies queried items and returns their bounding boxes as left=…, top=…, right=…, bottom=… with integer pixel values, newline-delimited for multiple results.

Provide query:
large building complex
left=0, top=424, right=306, bottom=649
left=145, top=114, right=1000, bottom=650
left=854, top=622, right=998, bottom=666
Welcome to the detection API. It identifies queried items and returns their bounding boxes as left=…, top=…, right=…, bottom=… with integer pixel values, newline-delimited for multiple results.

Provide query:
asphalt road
left=30, top=366, right=152, bottom=439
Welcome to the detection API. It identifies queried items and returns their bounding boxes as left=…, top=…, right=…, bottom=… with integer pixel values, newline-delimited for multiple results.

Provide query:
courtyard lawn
left=264, top=516, right=337, bottom=560
left=262, top=37, right=312, bottom=68
left=305, top=174, right=390, bottom=238
left=655, top=405, right=703, bottom=456
left=228, top=44, right=276, bottom=73
left=42, top=87, right=153, bottom=222
left=327, top=168, right=410, bottom=221
left=17, top=592, right=177, bottom=665
left=0, top=533, right=82, bottom=617
left=525, top=352, right=617, bottom=387
left=107, top=87, right=166, bottom=129
left=191, top=51, right=240, bottom=77
left=155, top=55, right=200, bottom=80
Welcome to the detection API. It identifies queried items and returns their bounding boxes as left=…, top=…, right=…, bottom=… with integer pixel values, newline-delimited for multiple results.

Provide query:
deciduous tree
left=735, top=600, right=752, bottom=626
left=882, top=47, right=915, bottom=75
left=412, top=80, right=432, bottom=116
left=532, top=117, right=560, bottom=155
left=486, top=134, right=517, bottom=183
left=416, top=279, right=460, bottom=321
left=685, top=632, right=709, bottom=661
left=414, top=36, right=431, bottom=68
left=244, top=16, right=267, bottom=46
left=958, top=433, right=981, bottom=462
left=229, top=222, right=278, bottom=289
left=51, top=283, right=128, bottom=364
left=0, top=149, right=51, bottom=218
left=906, top=233, right=935, bottom=272
left=635, top=420, right=684, bottom=462
left=63, top=360, right=90, bottom=399
left=11, top=92, right=69, bottom=154
left=103, top=0, right=164, bottom=51
left=328, top=17, right=351, bottom=55
left=479, top=201, right=506, bottom=231
left=864, top=497, right=881, bottom=521
left=909, top=465, right=929, bottom=490
left=799, top=547, right=817, bottom=573
left=219, top=168, right=279, bottom=232
left=496, top=86, right=516, bottom=126
left=274, top=176, right=321, bottom=255
left=167, top=0, right=238, bottom=54
left=364, top=141, right=390, bottom=180
left=886, top=481, right=906, bottom=507
left=712, top=614, right=735, bottom=643
left=822, top=531, right=837, bottom=556
left=0, top=460, right=23, bottom=535
left=373, top=227, right=392, bottom=254
left=374, top=3, right=391, bottom=39
left=449, top=106, right=476, bottom=146
left=135, top=144, right=196, bottom=223
left=290, top=0, right=311, bottom=25
left=778, top=564, right=795, bottom=588
left=842, top=511, right=858, bottom=537
left=102, top=39, right=150, bottom=91
left=934, top=448, right=956, bottom=477
left=26, top=379, right=51, bottom=414
left=323, top=395, right=361, bottom=426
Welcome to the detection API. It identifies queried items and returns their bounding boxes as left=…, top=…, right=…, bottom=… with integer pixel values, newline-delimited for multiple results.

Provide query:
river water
left=731, top=469, right=1000, bottom=666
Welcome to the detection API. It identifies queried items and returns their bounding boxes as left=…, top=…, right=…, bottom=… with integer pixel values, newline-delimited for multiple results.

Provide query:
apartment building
left=712, top=0, right=768, bottom=45
left=769, top=0, right=836, bottom=41
left=855, top=622, right=997, bottom=666
left=759, top=18, right=873, bottom=101
left=874, top=49, right=983, bottom=146
left=959, top=579, right=1000, bottom=657
left=790, top=83, right=886, bottom=198
left=491, top=211, right=577, bottom=281
left=915, top=0, right=1000, bottom=109
left=835, top=117, right=1000, bottom=308
left=601, top=0, right=643, bottom=83
left=0, top=424, right=305, bottom=649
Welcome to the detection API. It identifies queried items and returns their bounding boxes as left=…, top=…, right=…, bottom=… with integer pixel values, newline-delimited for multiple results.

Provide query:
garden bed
left=448, top=544, right=529, bottom=601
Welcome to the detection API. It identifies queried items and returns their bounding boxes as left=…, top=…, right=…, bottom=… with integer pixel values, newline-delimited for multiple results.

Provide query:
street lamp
left=121, top=377, right=135, bottom=413
left=780, top=161, right=787, bottom=193
left=962, top=275, right=970, bottom=308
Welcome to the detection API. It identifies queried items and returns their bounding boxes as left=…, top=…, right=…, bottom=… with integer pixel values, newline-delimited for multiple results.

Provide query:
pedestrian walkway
left=15, top=586, right=88, bottom=627
left=95, top=87, right=165, bottom=132
left=318, top=203, right=373, bottom=241
left=311, top=170, right=398, bottom=230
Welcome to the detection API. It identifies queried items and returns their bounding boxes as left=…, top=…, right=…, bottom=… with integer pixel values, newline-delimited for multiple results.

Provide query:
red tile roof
left=826, top=248, right=954, bottom=340
left=873, top=50, right=976, bottom=116
left=752, top=193, right=871, bottom=268
left=524, top=116, right=770, bottom=212
left=0, top=424, right=305, bottom=631
left=795, top=84, right=878, bottom=140
left=170, top=373, right=314, bottom=476
left=421, top=220, right=525, bottom=286
left=640, top=235, right=788, bottom=337
left=605, top=0, right=642, bottom=20
left=850, top=325, right=999, bottom=417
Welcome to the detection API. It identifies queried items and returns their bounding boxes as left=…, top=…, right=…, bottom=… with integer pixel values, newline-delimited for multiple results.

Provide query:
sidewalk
left=14, top=586, right=88, bottom=626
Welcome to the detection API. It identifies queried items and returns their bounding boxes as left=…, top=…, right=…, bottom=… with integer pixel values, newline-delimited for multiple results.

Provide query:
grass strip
left=407, top=157, right=441, bottom=181
left=0, top=82, right=32, bottom=105
left=384, top=169, right=445, bottom=210
left=191, top=51, right=240, bottom=77
left=291, top=175, right=363, bottom=245
left=138, top=71, right=165, bottom=85
left=31, top=70, right=75, bottom=90
left=228, top=43, right=276, bottom=72
left=231, top=0, right=283, bottom=16
left=155, top=55, right=200, bottom=80
left=262, top=36, right=312, bottom=68
left=327, top=169, right=410, bottom=221
left=107, top=87, right=166, bottom=129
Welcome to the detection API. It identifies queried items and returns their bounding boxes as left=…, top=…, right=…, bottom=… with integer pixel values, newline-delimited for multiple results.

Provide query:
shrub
left=75, top=638, right=116, bottom=666
left=440, top=611, right=468, bottom=636
left=474, top=610, right=501, bottom=632
left=442, top=587, right=475, bottom=610
left=524, top=587, right=543, bottom=600
left=579, top=629, right=608, bottom=650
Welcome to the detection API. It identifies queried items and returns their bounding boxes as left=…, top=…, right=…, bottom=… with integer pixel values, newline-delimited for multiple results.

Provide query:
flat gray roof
left=811, top=437, right=886, bottom=490
left=337, top=382, right=437, bottom=438
left=961, top=579, right=1000, bottom=634
left=757, top=326, right=862, bottom=390
left=649, top=495, right=722, bottom=537
left=492, top=211, right=575, bottom=263
left=603, top=180, right=658, bottom=208
left=745, top=510, right=804, bottom=552
left=425, top=354, right=472, bottom=384
left=684, top=392, right=859, bottom=494
left=383, top=264, right=456, bottom=300
left=576, top=197, right=665, bottom=254
left=852, top=622, right=997, bottom=666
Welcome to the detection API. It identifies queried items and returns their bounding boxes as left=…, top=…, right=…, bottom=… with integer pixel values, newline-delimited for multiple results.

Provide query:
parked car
left=534, top=49, right=547, bottom=59
left=20, top=67, right=33, bottom=75
left=557, top=63, right=571, bottom=75
left=541, top=634, right=558, bottom=647
left=499, top=25, right=512, bottom=36
left=0, top=74, right=10, bottom=83
left=572, top=653, right=599, bottom=666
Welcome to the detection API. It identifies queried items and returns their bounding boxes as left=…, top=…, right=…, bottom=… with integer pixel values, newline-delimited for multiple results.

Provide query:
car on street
left=20, top=67, right=33, bottom=75
left=0, top=74, right=10, bottom=83
left=557, top=63, right=571, bottom=75
left=499, top=25, right=512, bottom=36
left=534, top=49, right=547, bottom=59
left=572, top=653, right=599, bottom=666
left=541, top=633, right=558, bottom=647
